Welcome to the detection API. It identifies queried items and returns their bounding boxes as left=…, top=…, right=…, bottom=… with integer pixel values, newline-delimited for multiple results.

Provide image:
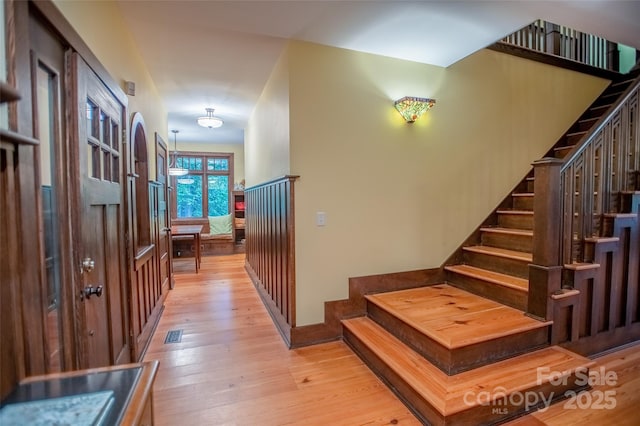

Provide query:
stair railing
left=502, top=20, right=622, bottom=72
left=559, top=75, right=639, bottom=264
left=528, top=73, right=640, bottom=320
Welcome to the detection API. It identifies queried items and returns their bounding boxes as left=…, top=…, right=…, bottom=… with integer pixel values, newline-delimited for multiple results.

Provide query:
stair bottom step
left=366, top=284, right=550, bottom=374
left=343, top=317, right=594, bottom=426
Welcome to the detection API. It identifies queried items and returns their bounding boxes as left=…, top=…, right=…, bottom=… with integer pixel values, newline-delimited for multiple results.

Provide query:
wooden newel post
left=528, top=158, right=564, bottom=320
left=545, top=22, right=561, bottom=56
left=607, top=41, right=620, bottom=72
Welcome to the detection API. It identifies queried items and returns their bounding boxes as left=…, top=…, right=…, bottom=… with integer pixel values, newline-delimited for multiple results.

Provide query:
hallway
left=143, top=254, right=419, bottom=425
left=144, top=255, right=640, bottom=425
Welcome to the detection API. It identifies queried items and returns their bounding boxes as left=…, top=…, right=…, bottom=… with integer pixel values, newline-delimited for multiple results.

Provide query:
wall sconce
left=394, top=96, right=436, bottom=123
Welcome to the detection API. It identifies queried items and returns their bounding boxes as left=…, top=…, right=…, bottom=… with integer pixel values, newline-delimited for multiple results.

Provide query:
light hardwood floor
left=144, top=254, right=640, bottom=425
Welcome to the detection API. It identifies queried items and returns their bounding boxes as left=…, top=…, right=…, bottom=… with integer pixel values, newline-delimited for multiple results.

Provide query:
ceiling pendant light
left=197, top=107, right=224, bottom=128
left=168, top=130, right=189, bottom=176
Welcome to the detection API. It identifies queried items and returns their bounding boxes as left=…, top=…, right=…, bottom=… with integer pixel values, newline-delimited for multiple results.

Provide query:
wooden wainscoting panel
left=245, top=176, right=298, bottom=345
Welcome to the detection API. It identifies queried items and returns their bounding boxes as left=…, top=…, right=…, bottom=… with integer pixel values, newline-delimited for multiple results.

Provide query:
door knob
left=82, top=258, right=95, bottom=273
left=82, top=285, right=103, bottom=300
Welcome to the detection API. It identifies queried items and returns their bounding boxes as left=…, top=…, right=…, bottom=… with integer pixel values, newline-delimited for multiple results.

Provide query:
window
left=171, top=152, right=233, bottom=219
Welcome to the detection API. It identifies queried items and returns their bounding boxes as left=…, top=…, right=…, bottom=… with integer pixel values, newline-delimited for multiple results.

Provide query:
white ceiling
left=116, top=0, right=640, bottom=145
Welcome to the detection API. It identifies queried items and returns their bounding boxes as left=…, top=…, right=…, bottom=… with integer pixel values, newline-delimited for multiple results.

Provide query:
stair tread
left=590, top=103, right=612, bottom=111
left=463, top=245, right=532, bottom=262
left=445, top=264, right=529, bottom=292
left=343, top=316, right=593, bottom=416
left=611, top=78, right=637, bottom=88
left=601, top=89, right=624, bottom=96
left=496, top=209, right=533, bottom=216
left=565, top=262, right=600, bottom=271
left=366, top=284, right=545, bottom=349
left=554, top=144, right=575, bottom=151
left=479, top=227, right=533, bottom=237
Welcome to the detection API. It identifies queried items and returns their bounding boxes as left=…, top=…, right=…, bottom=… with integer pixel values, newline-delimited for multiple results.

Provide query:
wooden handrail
left=561, top=75, right=640, bottom=169
left=245, top=175, right=299, bottom=191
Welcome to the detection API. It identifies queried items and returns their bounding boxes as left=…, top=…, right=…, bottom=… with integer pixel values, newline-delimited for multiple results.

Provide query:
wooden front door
left=73, top=53, right=130, bottom=368
left=156, top=135, right=172, bottom=291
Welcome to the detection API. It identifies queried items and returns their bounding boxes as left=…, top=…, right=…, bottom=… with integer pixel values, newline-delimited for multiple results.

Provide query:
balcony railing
left=501, top=20, right=636, bottom=74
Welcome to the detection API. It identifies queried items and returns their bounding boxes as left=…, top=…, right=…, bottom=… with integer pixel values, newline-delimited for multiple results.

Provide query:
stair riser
left=555, top=146, right=572, bottom=158
left=611, top=80, right=634, bottom=90
left=367, top=301, right=549, bottom=375
left=576, top=119, right=598, bottom=132
left=446, top=273, right=528, bottom=311
left=512, top=196, right=533, bottom=211
left=497, top=214, right=533, bottom=230
left=463, top=251, right=530, bottom=279
left=593, top=92, right=622, bottom=106
left=584, top=107, right=607, bottom=119
left=525, top=180, right=535, bottom=193
left=481, top=232, right=532, bottom=252
left=367, top=301, right=452, bottom=374
left=565, top=133, right=586, bottom=145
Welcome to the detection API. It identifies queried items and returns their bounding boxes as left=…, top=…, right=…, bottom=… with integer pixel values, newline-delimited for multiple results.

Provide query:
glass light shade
left=169, top=167, right=189, bottom=176
left=197, top=108, right=223, bottom=128
left=177, top=177, right=195, bottom=184
left=394, top=97, right=436, bottom=123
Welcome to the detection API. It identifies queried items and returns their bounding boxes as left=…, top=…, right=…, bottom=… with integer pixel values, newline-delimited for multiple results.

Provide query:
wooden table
left=171, top=224, right=203, bottom=273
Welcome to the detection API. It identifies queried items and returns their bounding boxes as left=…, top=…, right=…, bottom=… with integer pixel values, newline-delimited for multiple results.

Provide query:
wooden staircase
left=341, top=71, right=639, bottom=424
left=445, top=69, right=639, bottom=310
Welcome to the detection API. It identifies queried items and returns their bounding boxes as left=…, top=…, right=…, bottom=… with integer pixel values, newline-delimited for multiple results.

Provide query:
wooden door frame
left=28, top=15, right=79, bottom=373
left=154, top=132, right=173, bottom=291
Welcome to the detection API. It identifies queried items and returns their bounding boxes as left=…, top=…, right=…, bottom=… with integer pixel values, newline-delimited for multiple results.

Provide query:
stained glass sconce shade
left=394, top=97, right=436, bottom=123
